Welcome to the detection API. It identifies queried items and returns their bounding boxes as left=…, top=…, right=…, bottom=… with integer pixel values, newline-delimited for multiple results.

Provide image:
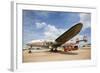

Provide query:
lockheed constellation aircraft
left=26, top=23, right=83, bottom=53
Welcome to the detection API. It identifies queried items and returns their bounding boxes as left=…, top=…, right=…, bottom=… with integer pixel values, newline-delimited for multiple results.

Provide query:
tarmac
left=22, top=47, right=91, bottom=63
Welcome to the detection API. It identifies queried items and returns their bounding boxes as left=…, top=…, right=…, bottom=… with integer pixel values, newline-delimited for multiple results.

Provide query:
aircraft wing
left=55, top=23, right=83, bottom=46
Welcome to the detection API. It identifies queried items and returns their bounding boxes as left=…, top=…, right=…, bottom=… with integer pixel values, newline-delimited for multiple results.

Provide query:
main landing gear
left=50, top=48, right=58, bottom=52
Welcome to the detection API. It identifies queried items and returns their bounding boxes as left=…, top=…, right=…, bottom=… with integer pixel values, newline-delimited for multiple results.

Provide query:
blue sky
left=22, top=10, right=91, bottom=47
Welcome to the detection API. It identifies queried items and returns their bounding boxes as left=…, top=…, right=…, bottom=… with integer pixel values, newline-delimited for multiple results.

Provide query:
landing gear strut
left=54, top=48, right=58, bottom=52
left=50, top=48, right=54, bottom=52
left=28, top=45, right=32, bottom=53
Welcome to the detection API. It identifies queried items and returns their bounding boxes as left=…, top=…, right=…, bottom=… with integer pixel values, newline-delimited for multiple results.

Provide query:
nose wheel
left=28, top=50, right=32, bottom=53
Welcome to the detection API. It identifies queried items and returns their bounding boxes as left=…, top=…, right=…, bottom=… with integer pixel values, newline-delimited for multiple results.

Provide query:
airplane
left=26, top=22, right=83, bottom=53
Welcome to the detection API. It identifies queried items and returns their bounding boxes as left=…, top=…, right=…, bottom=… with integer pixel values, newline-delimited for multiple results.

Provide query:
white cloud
left=44, top=24, right=66, bottom=40
left=80, top=13, right=91, bottom=30
left=35, top=22, right=46, bottom=29
left=35, top=22, right=66, bottom=40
